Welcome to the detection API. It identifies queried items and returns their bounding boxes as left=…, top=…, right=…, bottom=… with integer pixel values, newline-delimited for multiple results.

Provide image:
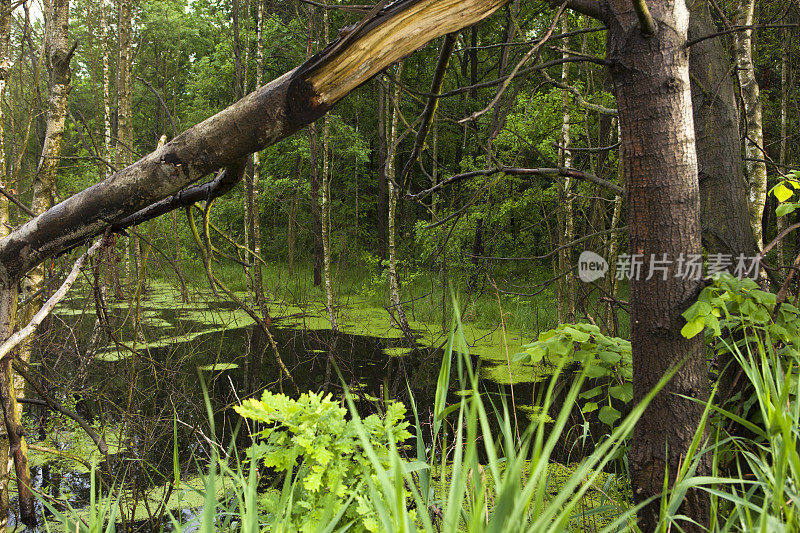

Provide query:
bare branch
left=0, top=239, right=102, bottom=362
left=398, top=32, right=457, bottom=193
left=13, top=364, right=108, bottom=455
left=407, top=166, right=623, bottom=200
left=459, top=2, right=567, bottom=123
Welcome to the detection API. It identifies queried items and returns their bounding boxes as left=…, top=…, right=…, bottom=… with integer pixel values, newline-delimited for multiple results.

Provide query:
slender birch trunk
left=251, top=0, right=266, bottom=310
left=100, top=0, right=111, bottom=178
left=117, top=0, right=136, bottom=290
left=733, top=0, right=767, bottom=250
left=556, top=14, right=575, bottom=323
left=377, top=79, right=388, bottom=259
left=604, top=125, right=623, bottom=335
left=321, top=9, right=337, bottom=331
left=387, top=64, right=412, bottom=339
left=306, top=5, right=322, bottom=287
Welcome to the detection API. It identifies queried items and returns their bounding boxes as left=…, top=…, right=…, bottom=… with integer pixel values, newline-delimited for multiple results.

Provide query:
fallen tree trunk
left=0, top=0, right=509, bottom=284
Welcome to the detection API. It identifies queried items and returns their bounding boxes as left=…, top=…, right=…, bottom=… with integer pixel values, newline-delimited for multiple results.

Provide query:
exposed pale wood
left=0, top=0, right=511, bottom=284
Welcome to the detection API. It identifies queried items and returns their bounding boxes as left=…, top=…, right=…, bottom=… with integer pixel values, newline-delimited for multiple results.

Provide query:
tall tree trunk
left=321, top=9, right=337, bottom=331
left=117, top=0, right=137, bottom=291
left=688, top=0, right=758, bottom=260
left=556, top=14, right=575, bottom=324
left=376, top=79, right=388, bottom=260
left=733, top=0, right=767, bottom=251
left=688, top=0, right=759, bottom=397
left=100, top=0, right=112, bottom=177
left=288, top=157, right=301, bottom=275
left=0, top=1, right=12, bottom=527
left=606, top=0, right=709, bottom=529
left=310, top=124, right=323, bottom=287
left=15, top=0, right=75, bottom=525
left=251, top=0, right=266, bottom=312
left=306, top=5, right=322, bottom=287
left=386, top=64, right=413, bottom=340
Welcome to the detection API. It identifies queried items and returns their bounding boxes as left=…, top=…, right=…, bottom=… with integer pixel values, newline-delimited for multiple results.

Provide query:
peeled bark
left=733, top=0, right=767, bottom=250
left=606, top=0, right=709, bottom=529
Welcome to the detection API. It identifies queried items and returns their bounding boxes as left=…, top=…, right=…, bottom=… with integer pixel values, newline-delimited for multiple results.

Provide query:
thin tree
left=556, top=14, right=575, bottom=323
left=11, top=0, right=76, bottom=523
left=386, top=63, right=413, bottom=340
left=321, top=8, right=338, bottom=330
left=734, top=0, right=768, bottom=250
left=0, top=3, right=12, bottom=528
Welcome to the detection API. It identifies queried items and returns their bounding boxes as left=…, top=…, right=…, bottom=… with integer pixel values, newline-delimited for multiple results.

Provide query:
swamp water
left=11, top=282, right=591, bottom=531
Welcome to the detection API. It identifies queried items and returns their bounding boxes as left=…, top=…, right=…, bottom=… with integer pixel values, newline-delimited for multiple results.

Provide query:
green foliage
left=680, top=274, right=800, bottom=359
left=770, top=170, right=800, bottom=217
left=514, top=323, right=632, bottom=430
left=234, top=390, right=413, bottom=532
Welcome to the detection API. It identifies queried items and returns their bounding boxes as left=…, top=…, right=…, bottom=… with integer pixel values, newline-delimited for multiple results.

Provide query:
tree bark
left=321, top=9, right=338, bottom=331
left=376, top=79, right=388, bottom=260
left=0, top=2, right=11, bottom=526
left=606, top=0, right=709, bottom=529
left=13, top=0, right=75, bottom=524
left=307, top=5, right=323, bottom=287
left=557, top=14, right=575, bottom=324
left=688, top=0, right=759, bottom=397
left=733, top=0, right=767, bottom=251
left=386, top=64, right=413, bottom=340
left=688, top=0, right=758, bottom=260
left=251, top=0, right=266, bottom=312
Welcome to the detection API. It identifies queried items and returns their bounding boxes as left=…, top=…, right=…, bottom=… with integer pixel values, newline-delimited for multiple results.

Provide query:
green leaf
left=598, top=351, right=622, bottom=364
left=681, top=316, right=705, bottom=339
left=598, top=405, right=622, bottom=426
left=581, top=402, right=598, bottom=413
left=774, top=183, right=794, bottom=202
left=776, top=203, right=797, bottom=217
left=609, top=383, right=633, bottom=403
left=563, top=326, right=591, bottom=343
left=580, top=386, right=603, bottom=399
left=704, top=314, right=721, bottom=337
left=547, top=336, right=572, bottom=357
left=523, top=345, right=545, bottom=363
left=585, top=364, right=609, bottom=378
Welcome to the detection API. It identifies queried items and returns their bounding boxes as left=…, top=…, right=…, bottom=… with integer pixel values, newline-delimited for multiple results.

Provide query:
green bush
left=234, top=390, right=413, bottom=532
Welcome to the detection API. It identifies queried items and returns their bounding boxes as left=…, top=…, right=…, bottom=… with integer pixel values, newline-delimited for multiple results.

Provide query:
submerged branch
left=14, top=365, right=108, bottom=455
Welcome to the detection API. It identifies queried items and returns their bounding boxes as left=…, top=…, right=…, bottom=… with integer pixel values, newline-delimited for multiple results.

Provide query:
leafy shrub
left=234, top=390, right=413, bottom=532
left=514, top=323, right=632, bottom=430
